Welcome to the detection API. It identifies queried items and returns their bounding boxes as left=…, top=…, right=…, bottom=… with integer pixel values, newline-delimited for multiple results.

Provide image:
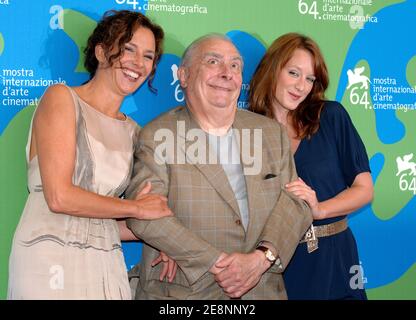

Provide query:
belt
left=300, top=218, right=348, bottom=253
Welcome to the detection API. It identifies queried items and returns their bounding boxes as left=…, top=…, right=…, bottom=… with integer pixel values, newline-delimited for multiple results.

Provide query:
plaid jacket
left=126, top=106, right=312, bottom=300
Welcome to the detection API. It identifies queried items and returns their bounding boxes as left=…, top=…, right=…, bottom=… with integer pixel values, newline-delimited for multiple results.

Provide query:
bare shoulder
left=35, top=84, right=75, bottom=120
left=38, top=84, right=74, bottom=111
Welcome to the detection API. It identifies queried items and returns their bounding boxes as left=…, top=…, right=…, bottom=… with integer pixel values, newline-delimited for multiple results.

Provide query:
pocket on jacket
left=260, top=174, right=281, bottom=195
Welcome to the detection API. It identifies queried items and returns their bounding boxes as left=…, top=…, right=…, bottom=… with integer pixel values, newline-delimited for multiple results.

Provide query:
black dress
left=283, top=101, right=370, bottom=300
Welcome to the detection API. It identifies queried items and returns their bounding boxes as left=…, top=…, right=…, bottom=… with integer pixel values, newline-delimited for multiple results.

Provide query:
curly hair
left=83, top=10, right=164, bottom=92
left=249, top=33, right=329, bottom=139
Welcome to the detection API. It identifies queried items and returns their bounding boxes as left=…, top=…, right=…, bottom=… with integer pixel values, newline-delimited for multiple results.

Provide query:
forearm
left=259, top=189, right=312, bottom=270
left=44, top=184, right=139, bottom=219
left=127, top=216, right=222, bottom=284
left=317, top=184, right=373, bottom=220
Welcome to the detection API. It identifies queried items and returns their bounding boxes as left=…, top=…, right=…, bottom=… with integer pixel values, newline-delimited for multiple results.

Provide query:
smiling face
left=178, top=38, right=243, bottom=116
left=273, top=48, right=316, bottom=115
left=97, top=26, right=156, bottom=96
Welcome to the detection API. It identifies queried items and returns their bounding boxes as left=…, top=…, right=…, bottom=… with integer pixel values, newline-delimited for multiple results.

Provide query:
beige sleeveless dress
left=8, top=86, right=139, bottom=299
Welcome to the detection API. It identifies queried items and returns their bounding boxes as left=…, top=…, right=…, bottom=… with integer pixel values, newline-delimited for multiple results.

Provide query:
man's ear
left=95, top=44, right=107, bottom=64
left=177, top=66, right=188, bottom=88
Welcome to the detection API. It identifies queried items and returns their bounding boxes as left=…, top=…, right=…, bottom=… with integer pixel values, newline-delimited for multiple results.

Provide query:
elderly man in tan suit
left=126, top=34, right=312, bottom=300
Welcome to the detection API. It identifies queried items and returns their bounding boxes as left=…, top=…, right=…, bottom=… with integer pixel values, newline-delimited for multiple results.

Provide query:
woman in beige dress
left=8, top=10, right=173, bottom=299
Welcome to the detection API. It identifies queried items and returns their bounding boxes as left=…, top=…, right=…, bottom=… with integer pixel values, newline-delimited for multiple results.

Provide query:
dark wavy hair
left=83, top=10, right=164, bottom=92
left=248, top=33, right=329, bottom=139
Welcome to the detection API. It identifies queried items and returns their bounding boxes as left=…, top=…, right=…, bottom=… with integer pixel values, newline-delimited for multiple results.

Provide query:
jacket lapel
left=233, top=111, right=264, bottom=242
left=177, top=108, right=242, bottom=219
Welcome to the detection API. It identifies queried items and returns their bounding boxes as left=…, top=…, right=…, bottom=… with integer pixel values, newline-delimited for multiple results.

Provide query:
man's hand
left=151, top=251, right=178, bottom=283
left=214, top=251, right=271, bottom=298
left=209, top=252, right=228, bottom=275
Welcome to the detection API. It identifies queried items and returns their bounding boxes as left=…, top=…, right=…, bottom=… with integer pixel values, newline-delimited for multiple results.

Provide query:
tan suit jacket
left=126, top=106, right=312, bottom=300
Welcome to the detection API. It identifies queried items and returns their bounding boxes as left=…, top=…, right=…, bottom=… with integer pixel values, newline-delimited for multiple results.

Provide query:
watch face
left=257, top=246, right=276, bottom=262
left=266, top=250, right=276, bottom=261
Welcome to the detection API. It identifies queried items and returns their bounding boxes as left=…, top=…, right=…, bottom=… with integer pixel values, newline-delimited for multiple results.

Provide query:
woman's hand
left=285, top=178, right=324, bottom=219
left=134, top=182, right=173, bottom=220
left=151, top=251, right=178, bottom=282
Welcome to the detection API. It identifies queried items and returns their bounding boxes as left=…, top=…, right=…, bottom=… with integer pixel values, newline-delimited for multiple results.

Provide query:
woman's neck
left=272, top=104, right=289, bottom=126
left=77, top=79, right=124, bottom=119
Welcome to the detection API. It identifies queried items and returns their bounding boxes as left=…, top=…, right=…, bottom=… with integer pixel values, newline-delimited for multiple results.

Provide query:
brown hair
left=84, top=10, right=164, bottom=92
left=248, top=33, right=329, bottom=139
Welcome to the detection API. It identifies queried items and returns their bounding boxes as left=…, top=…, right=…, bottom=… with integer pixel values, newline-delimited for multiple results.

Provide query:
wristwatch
left=256, top=245, right=277, bottom=264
